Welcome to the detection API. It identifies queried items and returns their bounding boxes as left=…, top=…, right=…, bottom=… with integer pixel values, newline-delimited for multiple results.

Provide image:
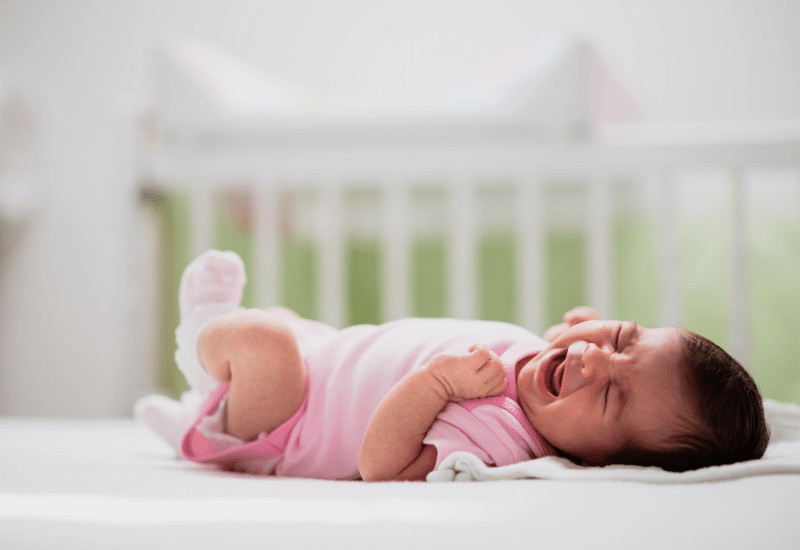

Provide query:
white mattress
left=2, top=403, right=800, bottom=549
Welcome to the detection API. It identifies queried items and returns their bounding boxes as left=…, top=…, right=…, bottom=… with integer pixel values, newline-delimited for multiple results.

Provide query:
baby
left=135, top=250, right=769, bottom=480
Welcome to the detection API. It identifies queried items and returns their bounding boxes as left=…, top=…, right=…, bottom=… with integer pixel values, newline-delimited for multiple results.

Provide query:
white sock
left=175, top=250, right=247, bottom=395
left=133, top=393, right=200, bottom=452
left=179, top=249, right=246, bottom=320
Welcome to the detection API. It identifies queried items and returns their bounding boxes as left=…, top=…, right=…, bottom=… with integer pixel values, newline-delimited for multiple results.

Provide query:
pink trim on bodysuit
left=459, top=396, right=546, bottom=451
left=457, top=350, right=557, bottom=458
left=180, top=378, right=309, bottom=468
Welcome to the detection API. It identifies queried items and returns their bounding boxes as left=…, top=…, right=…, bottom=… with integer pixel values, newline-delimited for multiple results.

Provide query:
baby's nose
left=566, top=341, right=589, bottom=373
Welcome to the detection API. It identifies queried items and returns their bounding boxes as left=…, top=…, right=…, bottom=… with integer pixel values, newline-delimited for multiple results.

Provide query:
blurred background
left=1, top=0, right=799, bottom=417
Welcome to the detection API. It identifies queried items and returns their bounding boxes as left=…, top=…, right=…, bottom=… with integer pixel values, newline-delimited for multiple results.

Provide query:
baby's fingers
left=430, top=347, right=506, bottom=399
left=564, top=306, right=602, bottom=326
left=468, top=344, right=502, bottom=365
left=477, top=358, right=507, bottom=396
left=465, top=345, right=493, bottom=366
left=543, top=322, right=568, bottom=342
left=468, top=344, right=491, bottom=358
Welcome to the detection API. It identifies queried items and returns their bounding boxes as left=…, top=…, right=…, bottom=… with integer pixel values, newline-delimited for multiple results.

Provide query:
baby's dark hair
left=608, top=330, right=769, bottom=472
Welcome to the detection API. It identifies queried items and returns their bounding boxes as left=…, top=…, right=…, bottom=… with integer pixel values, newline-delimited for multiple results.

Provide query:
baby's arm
left=358, top=345, right=506, bottom=481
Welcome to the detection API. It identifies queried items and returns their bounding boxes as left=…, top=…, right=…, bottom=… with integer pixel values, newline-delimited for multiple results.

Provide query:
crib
left=128, top=112, right=800, bottom=405
left=4, top=111, right=791, bottom=548
left=7, top=66, right=800, bottom=549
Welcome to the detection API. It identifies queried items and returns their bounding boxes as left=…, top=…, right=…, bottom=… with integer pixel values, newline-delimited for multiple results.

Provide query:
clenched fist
left=426, top=345, right=507, bottom=400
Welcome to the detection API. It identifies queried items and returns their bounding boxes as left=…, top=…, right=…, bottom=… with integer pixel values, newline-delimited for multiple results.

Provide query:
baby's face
left=516, top=320, right=694, bottom=464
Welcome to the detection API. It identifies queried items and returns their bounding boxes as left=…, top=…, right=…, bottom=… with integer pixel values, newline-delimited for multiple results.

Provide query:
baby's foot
left=134, top=393, right=197, bottom=453
left=179, top=250, right=246, bottom=320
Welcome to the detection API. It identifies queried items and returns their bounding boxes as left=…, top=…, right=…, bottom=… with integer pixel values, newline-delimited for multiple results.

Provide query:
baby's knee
left=233, top=319, right=303, bottom=380
left=198, top=311, right=301, bottom=382
left=222, top=318, right=306, bottom=439
left=240, top=320, right=299, bottom=361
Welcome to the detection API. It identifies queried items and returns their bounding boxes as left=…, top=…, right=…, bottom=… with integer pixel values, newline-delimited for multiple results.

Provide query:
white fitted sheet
left=2, top=401, right=800, bottom=549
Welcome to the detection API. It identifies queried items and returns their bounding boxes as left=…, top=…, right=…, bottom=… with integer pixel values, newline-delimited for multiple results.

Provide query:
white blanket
left=428, top=399, right=800, bottom=482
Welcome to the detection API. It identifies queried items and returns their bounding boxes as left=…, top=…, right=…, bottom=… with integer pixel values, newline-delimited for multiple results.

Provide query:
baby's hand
left=427, top=345, right=507, bottom=400
left=543, top=306, right=603, bottom=342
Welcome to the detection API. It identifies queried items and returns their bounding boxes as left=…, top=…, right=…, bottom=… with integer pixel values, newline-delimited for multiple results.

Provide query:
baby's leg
left=181, top=250, right=305, bottom=440
left=136, top=250, right=247, bottom=450
left=175, top=250, right=247, bottom=395
left=198, top=308, right=306, bottom=441
left=134, top=393, right=200, bottom=451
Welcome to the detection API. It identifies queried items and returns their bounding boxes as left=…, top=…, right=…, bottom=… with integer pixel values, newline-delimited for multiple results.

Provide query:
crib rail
left=132, top=119, right=800, bottom=401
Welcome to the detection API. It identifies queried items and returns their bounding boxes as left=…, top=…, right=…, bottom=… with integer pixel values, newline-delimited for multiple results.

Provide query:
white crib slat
left=516, top=180, right=545, bottom=333
left=381, top=183, right=410, bottom=320
left=657, top=173, right=681, bottom=327
left=730, top=169, right=750, bottom=365
left=316, top=184, right=345, bottom=327
left=191, top=185, right=215, bottom=257
left=587, top=178, right=612, bottom=317
left=253, top=186, right=280, bottom=309
left=448, top=182, right=476, bottom=319
left=793, top=167, right=800, bottom=402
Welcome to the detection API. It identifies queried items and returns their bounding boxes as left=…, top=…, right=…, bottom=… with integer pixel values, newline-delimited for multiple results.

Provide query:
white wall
left=0, top=0, right=799, bottom=417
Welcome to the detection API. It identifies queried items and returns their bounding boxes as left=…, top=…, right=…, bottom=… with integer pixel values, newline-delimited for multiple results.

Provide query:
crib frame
left=125, top=115, right=800, bottom=404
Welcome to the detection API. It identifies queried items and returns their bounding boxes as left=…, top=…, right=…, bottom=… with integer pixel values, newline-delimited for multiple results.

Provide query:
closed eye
left=614, top=323, right=623, bottom=350
left=604, top=381, right=610, bottom=414
left=616, top=321, right=639, bottom=353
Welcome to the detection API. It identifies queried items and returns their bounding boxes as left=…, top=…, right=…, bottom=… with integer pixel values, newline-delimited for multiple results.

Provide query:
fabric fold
left=428, top=399, right=800, bottom=483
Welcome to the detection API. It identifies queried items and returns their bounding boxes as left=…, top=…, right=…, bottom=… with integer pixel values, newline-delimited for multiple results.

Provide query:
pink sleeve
left=424, top=342, right=554, bottom=470
left=423, top=403, right=494, bottom=469
left=423, top=398, right=553, bottom=470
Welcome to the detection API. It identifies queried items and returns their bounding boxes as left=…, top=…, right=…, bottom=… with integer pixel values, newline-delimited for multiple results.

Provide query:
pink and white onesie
left=178, top=315, right=556, bottom=479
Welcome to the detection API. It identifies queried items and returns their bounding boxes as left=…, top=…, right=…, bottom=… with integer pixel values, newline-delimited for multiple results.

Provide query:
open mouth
left=546, top=350, right=567, bottom=396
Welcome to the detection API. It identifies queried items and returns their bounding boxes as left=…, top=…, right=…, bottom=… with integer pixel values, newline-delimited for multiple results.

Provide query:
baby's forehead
left=639, top=326, right=684, bottom=353
left=623, top=335, right=696, bottom=417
